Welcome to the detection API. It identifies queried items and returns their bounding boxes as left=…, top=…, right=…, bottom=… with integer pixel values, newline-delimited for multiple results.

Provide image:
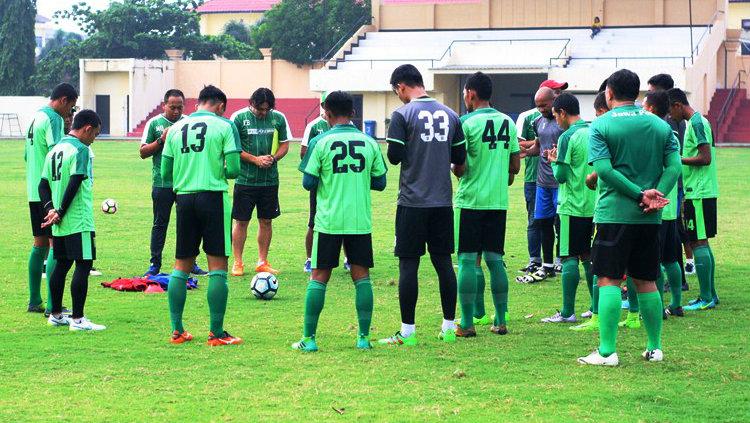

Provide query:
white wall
left=0, top=96, right=48, bottom=137
left=129, top=60, right=175, bottom=131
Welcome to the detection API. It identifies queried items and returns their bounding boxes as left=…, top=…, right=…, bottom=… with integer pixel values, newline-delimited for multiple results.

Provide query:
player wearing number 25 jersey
left=380, top=64, right=466, bottom=347
left=161, top=85, right=243, bottom=347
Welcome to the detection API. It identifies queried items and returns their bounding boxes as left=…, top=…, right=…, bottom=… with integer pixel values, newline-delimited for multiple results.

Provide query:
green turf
left=1, top=140, right=748, bottom=421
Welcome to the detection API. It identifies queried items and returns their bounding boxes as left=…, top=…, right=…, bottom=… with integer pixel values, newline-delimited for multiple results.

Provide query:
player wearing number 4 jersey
left=293, top=91, right=387, bottom=352
left=379, top=64, right=466, bottom=346
left=161, top=85, right=243, bottom=346
left=453, top=72, right=520, bottom=337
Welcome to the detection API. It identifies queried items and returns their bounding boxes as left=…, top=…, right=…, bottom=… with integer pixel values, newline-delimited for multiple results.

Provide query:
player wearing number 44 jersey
left=161, top=85, right=243, bottom=346
left=292, top=91, right=387, bottom=352
left=452, top=72, right=520, bottom=337
left=379, top=64, right=466, bottom=346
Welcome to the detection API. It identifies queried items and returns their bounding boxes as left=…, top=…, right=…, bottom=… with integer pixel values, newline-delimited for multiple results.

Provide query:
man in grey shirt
left=379, top=64, right=466, bottom=346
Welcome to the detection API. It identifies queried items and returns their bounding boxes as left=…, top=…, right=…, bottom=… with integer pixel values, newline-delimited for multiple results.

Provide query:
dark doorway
left=352, top=94, right=364, bottom=130
left=95, top=95, right=110, bottom=135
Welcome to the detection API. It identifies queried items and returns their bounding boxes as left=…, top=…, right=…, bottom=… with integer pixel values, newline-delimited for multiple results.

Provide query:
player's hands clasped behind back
left=41, top=209, right=61, bottom=229
left=640, top=189, right=669, bottom=214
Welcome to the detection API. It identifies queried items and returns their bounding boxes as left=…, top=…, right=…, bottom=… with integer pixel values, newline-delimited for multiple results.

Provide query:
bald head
left=535, top=87, right=555, bottom=118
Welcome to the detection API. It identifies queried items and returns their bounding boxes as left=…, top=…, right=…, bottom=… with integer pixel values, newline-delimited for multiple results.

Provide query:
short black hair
left=51, top=83, right=78, bottom=101
left=71, top=109, right=101, bottom=130
left=606, top=69, right=640, bottom=102
left=164, top=89, right=185, bottom=102
left=390, top=64, right=424, bottom=88
left=594, top=91, right=608, bottom=112
left=647, top=73, right=675, bottom=90
left=644, top=90, right=670, bottom=117
left=465, top=72, right=492, bottom=101
left=198, top=85, right=227, bottom=106
left=598, top=78, right=608, bottom=93
left=251, top=87, right=275, bottom=109
left=323, top=91, right=354, bottom=118
left=552, top=92, right=580, bottom=116
left=667, top=88, right=689, bottom=106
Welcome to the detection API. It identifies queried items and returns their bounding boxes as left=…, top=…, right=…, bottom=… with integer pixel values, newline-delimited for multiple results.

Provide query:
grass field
left=1, top=140, right=748, bottom=422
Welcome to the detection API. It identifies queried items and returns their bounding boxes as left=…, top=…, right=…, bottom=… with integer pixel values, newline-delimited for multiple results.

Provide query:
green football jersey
left=41, top=136, right=94, bottom=237
left=661, top=184, right=679, bottom=221
left=302, top=124, right=387, bottom=234
left=682, top=112, right=719, bottom=200
left=163, top=110, right=242, bottom=194
left=231, top=108, right=289, bottom=186
left=555, top=120, right=596, bottom=217
left=516, top=108, right=541, bottom=183
left=302, top=116, right=330, bottom=147
left=141, top=114, right=184, bottom=188
left=25, top=106, right=64, bottom=201
left=454, top=108, right=519, bottom=210
left=588, top=105, right=679, bottom=224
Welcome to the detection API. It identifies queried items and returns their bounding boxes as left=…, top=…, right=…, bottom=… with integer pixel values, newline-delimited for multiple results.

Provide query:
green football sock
left=637, top=290, right=663, bottom=351
left=664, top=261, right=682, bottom=308
left=28, top=246, right=47, bottom=306
left=598, top=285, right=621, bottom=357
left=207, top=270, right=229, bottom=336
left=561, top=258, right=580, bottom=318
left=474, top=265, right=486, bottom=318
left=582, top=260, right=593, bottom=305
left=655, top=268, right=665, bottom=305
left=303, top=280, right=327, bottom=338
left=457, top=253, right=478, bottom=329
left=626, top=277, right=639, bottom=312
left=354, top=278, right=373, bottom=337
left=592, top=276, right=599, bottom=314
left=484, top=252, right=508, bottom=326
left=168, top=269, right=189, bottom=333
left=707, top=245, right=717, bottom=300
left=693, top=245, right=712, bottom=302
left=45, top=249, right=57, bottom=311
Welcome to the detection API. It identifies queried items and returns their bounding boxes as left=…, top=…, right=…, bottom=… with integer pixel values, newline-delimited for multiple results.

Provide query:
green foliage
left=223, top=20, right=252, bottom=45
left=30, top=40, right=84, bottom=96
left=0, top=0, right=36, bottom=95
left=38, top=30, right=83, bottom=61
left=188, top=35, right=262, bottom=60
left=252, top=0, right=371, bottom=65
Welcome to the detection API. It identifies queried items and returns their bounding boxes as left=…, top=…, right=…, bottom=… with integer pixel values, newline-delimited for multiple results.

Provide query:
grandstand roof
left=196, top=0, right=280, bottom=14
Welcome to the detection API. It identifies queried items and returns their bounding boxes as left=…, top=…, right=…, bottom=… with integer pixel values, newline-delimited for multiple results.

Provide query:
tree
left=0, top=0, right=37, bottom=95
left=252, top=0, right=371, bottom=65
left=223, top=20, right=251, bottom=45
left=38, top=30, right=83, bottom=60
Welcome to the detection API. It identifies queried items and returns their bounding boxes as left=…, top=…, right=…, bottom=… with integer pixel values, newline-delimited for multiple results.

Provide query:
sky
left=37, top=0, right=112, bottom=34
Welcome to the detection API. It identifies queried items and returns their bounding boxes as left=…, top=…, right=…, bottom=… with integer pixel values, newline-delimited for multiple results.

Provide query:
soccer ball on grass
left=251, top=272, right=278, bottom=300
left=101, top=199, right=118, bottom=214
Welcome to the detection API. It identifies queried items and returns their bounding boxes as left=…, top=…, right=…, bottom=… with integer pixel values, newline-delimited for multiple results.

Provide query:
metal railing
left=691, top=9, right=725, bottom=60
left=319, top=14, right=373, bottom=63
left=565, top=56, right=692, bottom=68
left=716, top=70, right=745, bottom=143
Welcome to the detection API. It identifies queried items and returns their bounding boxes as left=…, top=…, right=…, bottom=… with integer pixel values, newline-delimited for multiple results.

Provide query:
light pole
left=689, top=0, right=694, bottom=64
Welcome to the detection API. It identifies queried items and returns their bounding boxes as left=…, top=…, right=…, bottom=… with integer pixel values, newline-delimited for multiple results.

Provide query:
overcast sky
left=37, top=0, right=112, bottom=34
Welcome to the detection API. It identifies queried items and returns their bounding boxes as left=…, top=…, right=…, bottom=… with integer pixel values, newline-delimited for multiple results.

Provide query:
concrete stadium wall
left=0, top=96, right=47, bottom=137
left=199, top=12, right=264, bottom=36
left=373, top=0, right=724, bottom=30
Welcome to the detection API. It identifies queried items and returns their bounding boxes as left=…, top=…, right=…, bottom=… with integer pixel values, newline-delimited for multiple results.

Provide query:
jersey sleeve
left=556, top=132, right=572, bottom=165
left=588, top=121, right=610, bottom=164
left=509, top=120, right=520, bottom=153
left=451, top=113, right=466, bottom=147
left=299, top=134, right=321, bottom=172
left=49, top=115, right=63, bottom=146
left=514, top=114, right=526, bottom=140
left=386, top=111, right=408, bottom=145
left=141, top=119, right=156, bottom=145
left=163, top=126, right=177, bottom=159
left=224, top=121, right=243, bottom=155
left=276, top=113, right=290, bottom=142
left=303, top=141, right=322, bottom=177
left=73, top=146, right=91, bottom=176
left=665, top=131, right=679, bottom=159
left=301, top=120, right=315, bottom=147
left=689, top=114, right=708, bottom=145
left=370, top=142, right=387, bottom=178
left=525, top=115, right=538, bottom=140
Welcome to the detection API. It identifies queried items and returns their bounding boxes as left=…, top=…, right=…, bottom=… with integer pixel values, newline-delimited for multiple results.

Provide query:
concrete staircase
left=708, top=88, right=750, bottom=145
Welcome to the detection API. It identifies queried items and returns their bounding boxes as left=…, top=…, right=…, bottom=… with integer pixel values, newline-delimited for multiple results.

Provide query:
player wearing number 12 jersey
left=379, top=64, right=466, bottom=346
left=453, top=72, right=520, bottom=337
left=292, top=91, right=387, bottom=352
left=161, top=85, right=243, bottom=346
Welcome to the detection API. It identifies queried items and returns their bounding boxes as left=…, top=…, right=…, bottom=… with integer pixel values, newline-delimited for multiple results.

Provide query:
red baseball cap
left=540, top=80, right=569, bottom=90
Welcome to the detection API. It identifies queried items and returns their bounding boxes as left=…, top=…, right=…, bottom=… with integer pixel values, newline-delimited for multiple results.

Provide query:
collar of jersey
left=412, top=96, right=435, bottom=102
left=330, top=123, right=359, bottom=132
left=161, top=113, right=184, bottom=123
left=610, top=104, right=639, bottom=111
left=60, top=135, right=85, bottom=148
left=569, top=119, right=588, bottom=129
left=190, top=110, right=216, bottom=117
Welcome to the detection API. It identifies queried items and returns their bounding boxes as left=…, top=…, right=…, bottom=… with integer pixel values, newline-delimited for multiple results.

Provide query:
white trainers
left=580, top=310, right=593, bottom=319
left=47, top=314, right=71, bottom=326
left=642, top=349, right=664, bottom=362
left=577, top=349, right=619, bottom=366
left=541, top=311, right=577, bottom=323
left=69, top=317, right=106, bottom=331
left=89, top=268, right=103, bottom=276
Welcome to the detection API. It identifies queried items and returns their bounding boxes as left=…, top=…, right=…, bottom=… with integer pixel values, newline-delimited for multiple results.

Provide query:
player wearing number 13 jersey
left=161, top=85, right=243, bottom=347
left=380, top=65, right=466, bottom=347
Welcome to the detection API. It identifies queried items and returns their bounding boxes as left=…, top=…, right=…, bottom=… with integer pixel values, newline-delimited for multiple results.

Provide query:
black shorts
left=232, top=184, right=281, bottom=221
left=53, top=231, right=96, bottom=261
left=591, top=223, right=660, bottom=281
left=395, top=206, right=454, bottom=257
left=683, top=198, right=717, bottom=241
left=312, top=232, right=373, bottom=269
left=308, top=188, right=317, bottom=229
left=455, top=209, right=506, bottom=254
left=559, top=215, right=593, bottom=257
left=29, top=202, right=52, bottom=237
left=659, top=219, right=682, bottom=264
left=175, top=192, right=231, bottom=259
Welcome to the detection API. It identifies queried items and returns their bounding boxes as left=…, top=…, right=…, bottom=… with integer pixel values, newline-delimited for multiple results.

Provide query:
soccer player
left=38, top=109, right=105, bottom=331
left=452, top=72, right=520, bottom=337
left=140, top=89, right=207, bottom=277
left=230, top=88, right=290, bottom=276
left=667, top=88, right=719, bottom=311
left=541, top=93, right=596, bottom=324
left=25, top=82, right=77, bottom=315
left=517, top=86, right=563, bottom=282
left=642, top=90, right=684, bottom=317
left=161, top=85, right=243, bottom=346
left=292, top=91, right=387, bottom=352
left=379, top=64, right=466, bottom=345
left=577, top=69, right=681, bottom=366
